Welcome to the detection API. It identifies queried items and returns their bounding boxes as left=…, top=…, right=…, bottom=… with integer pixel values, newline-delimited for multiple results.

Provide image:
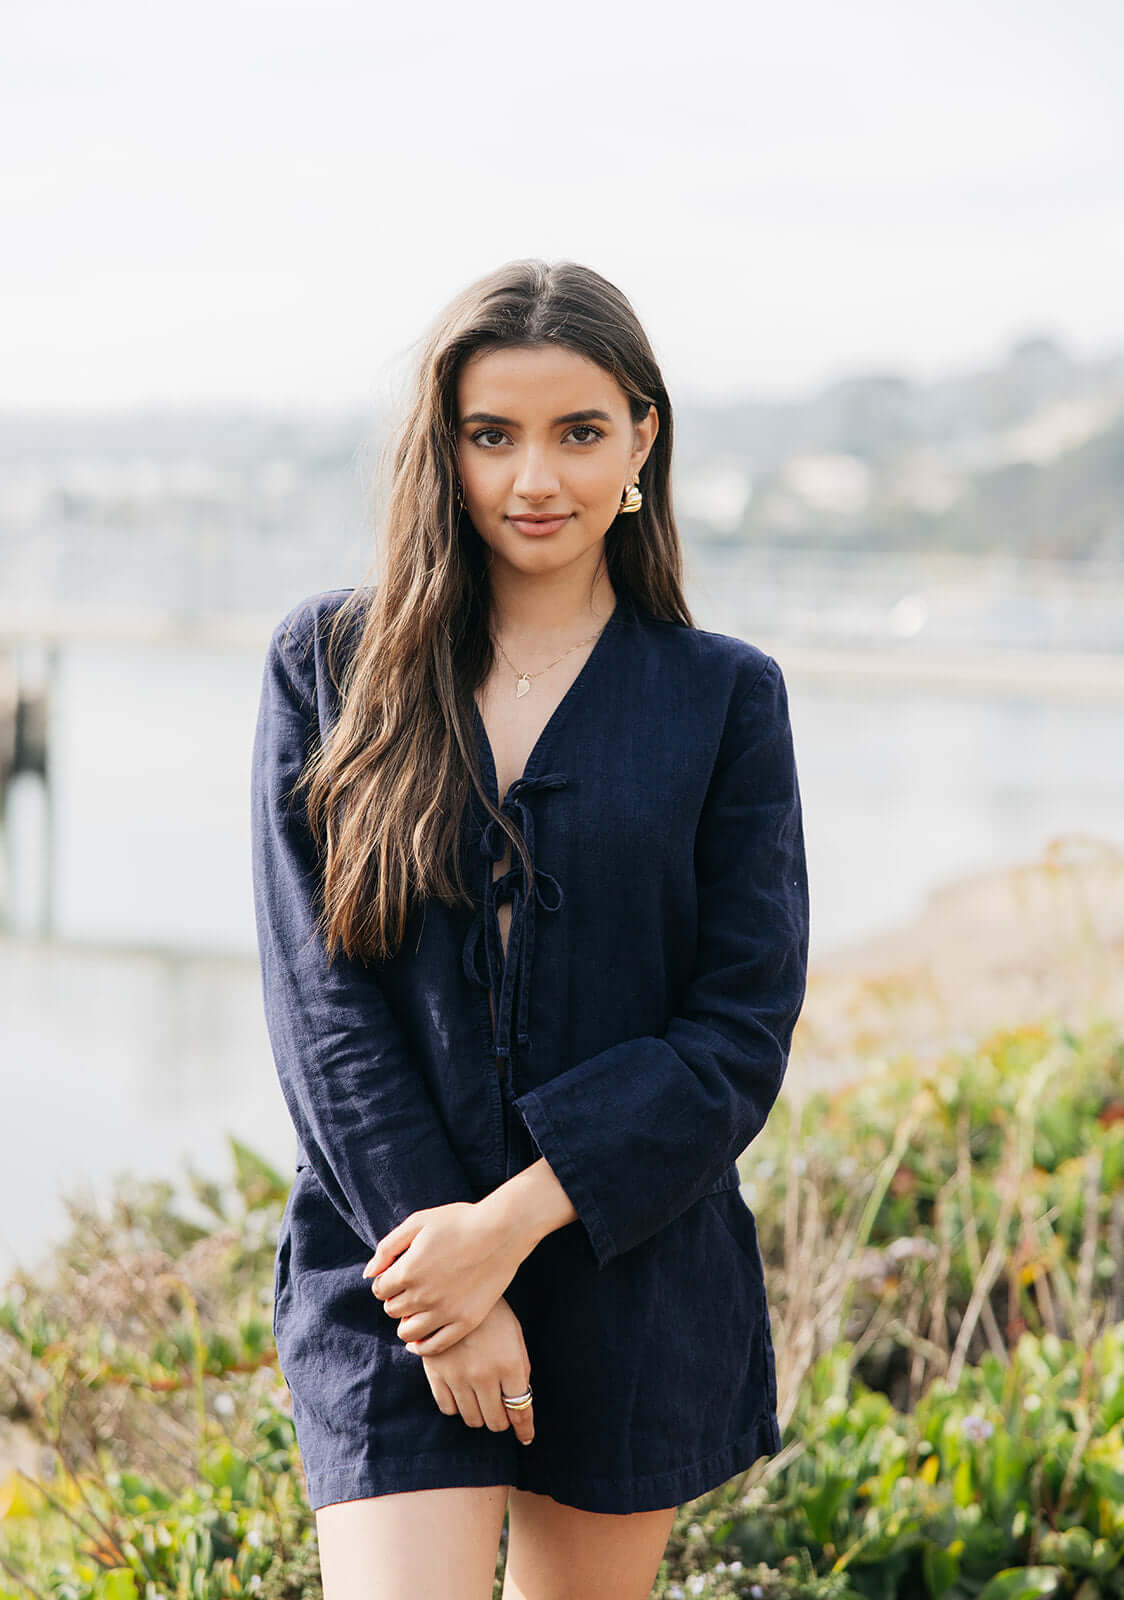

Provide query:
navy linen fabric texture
left=250, top=585, right=809, bottom=1514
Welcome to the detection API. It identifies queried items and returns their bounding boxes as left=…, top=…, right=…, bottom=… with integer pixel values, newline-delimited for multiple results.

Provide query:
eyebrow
left=460, top=408, right=614, bottom=427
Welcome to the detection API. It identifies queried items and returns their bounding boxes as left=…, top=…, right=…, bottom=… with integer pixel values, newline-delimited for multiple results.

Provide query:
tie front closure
left=461, top=771, right=569, bottom=1073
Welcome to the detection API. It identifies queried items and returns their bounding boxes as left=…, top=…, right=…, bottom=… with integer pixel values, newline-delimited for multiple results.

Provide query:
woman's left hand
left=362, top=1199, right=526, bottom=1354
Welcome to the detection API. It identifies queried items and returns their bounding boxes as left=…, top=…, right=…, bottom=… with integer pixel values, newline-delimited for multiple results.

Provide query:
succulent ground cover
left=1, top=1017, right=1122, bottom=1599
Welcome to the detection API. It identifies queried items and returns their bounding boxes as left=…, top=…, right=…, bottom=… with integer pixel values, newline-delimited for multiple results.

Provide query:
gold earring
left=619, top=479, right=643, bottom=515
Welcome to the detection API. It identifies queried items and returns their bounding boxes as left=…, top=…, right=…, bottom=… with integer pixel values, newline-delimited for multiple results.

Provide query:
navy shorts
left=273, top=1141, right=782, bottom=1516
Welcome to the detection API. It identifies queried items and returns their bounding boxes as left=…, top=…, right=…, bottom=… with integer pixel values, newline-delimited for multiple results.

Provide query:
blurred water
left=2, top=565, right=1123, bottom=1277
left=21, top=638, right=1124, bottom=958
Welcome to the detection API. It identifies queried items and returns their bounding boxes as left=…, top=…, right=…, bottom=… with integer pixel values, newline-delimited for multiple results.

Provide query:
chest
left=472, top=641, right=600, bottom=979
left=473, top=647, right=595, bottom=801
left=461, top=628, right=719, bottom=1069
left=471, top=635, right=710, bottom=903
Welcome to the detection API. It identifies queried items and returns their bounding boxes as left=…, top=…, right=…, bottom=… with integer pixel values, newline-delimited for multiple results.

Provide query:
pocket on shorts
left=272, top=1227, right=292, bottom=1344
left=707, top=1188, right=764, bottom=1271
left=272, top=1180, right=298, bottom=1345
left=703, top=1161, right=742, bottom=1198
left=706, top=1188, right=778, bottom=1412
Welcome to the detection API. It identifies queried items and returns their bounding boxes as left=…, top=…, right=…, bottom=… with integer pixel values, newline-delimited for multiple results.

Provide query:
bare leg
left=502, top=1487, right=677, bottom=1600
left=316, top=1483, right=510, bottom=1600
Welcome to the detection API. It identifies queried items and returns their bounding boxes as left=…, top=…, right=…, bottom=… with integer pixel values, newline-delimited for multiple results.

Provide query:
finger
left=476, top=1382, right=511, bottom=1435
left=382, top=1292, right=424, bottom=1320
left=367, top=1258, right=409, bottom=1300
left=363, top=1214, right=425, bottom=1278
left=402, top=1320, right=464, bottom=1356
left=449, top=1383, right=484, bottom=1429
left=501, top=1367, right=534, bottom=1445
left=423, top=1369, right=458, bottom=1418
left=394, top=1310, right=446, bottom=1342
left=507, top=1401, right=535, bottom=1445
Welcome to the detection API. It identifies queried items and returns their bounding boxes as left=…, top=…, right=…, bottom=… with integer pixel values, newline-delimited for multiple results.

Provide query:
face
left=454, top=343, right=658, bottom=580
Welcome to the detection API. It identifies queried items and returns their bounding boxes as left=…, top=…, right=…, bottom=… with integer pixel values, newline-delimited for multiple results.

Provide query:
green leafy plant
left=4, top=1028, right=1124, bottom=1600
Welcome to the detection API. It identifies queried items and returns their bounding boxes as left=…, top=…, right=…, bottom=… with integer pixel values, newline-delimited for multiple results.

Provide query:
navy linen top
left=250, top=585, right=809, bottom=1273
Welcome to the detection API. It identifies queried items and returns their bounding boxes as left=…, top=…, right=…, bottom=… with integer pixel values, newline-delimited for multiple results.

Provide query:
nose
left=512, top=445, right=561, bottom=502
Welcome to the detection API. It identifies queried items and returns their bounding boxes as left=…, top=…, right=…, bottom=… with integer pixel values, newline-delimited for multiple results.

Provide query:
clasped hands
left=362, top=1157, right=577, bottom=1353
left=359, top=1159, right=578, bottom=1444
left=364, top=1192, right=537, bottom=1444
left=362, top=1196, right=524, bottom=1355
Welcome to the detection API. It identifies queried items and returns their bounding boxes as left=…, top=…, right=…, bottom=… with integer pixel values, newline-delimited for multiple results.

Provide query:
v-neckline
left=472, top=594, right=627, bottom=807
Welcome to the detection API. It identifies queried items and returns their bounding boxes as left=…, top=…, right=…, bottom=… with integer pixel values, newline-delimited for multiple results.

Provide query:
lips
left=509, top=515, right=571, bottom=536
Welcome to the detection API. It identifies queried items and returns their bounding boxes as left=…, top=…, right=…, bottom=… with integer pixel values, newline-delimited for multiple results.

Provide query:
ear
left=631, top=404, right=659, bottom=475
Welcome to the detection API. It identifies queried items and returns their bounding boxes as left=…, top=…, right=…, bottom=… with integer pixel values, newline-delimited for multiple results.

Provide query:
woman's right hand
left=419, top=1296, right=534, bottom=1445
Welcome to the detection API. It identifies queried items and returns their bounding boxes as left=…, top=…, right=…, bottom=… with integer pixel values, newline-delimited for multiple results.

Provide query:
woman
left=251, top=258, right=809, bottom=1600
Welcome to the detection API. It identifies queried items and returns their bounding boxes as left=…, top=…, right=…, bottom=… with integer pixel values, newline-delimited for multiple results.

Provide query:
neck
left=485, top=561, right=618, bottom=653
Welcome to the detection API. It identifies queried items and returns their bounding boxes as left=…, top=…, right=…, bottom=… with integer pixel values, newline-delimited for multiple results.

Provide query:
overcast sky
left=5, top=0, right=1122, bottom=415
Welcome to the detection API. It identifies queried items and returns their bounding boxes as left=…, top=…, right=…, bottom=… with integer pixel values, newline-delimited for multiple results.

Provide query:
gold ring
left=501, top=1387, right=533, bottom=1409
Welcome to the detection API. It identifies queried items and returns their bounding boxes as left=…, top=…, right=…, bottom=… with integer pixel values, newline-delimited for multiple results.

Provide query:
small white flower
left=1024, top=1393, right=1042, bottom=1412
left=213, top=1393, right=235, bottom=1416
left=750, top=1587, right=763, bottom=1599
left=714, top=1561, right=727, bottom=1573
left=960, top=1413, right=993, bottom=1443
left=687, top=1578, right=706, bottom=1596
left=688, top=1521, right=704, bottom=1538
left=246, top=1529, right=262, bottom=1548
left=729, top=1561, right=743, bottom=1573
left=886, top=1235, right=939, bottom=1263
left=667, top=1588, right=685, bottom=1599
left=248, top=1577, right=262, bottom=1592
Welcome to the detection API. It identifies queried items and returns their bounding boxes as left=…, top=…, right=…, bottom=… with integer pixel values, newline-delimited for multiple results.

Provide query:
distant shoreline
left=760, top=640, right=1124, bottom=699
left=791, top=833, right=1124, bottom=1090
left=2, top=608, right=1124, bottom=697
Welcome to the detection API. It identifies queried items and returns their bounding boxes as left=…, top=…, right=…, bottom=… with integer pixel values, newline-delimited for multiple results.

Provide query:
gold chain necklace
left=493, top=621, right=607, bottom=699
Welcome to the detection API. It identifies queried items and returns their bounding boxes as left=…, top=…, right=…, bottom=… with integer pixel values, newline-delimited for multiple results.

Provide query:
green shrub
left=743, top=1019, right=1124, bottom=1419
left=4, top=1025, right=1124, bottom=1600
left=656, top=1323, right=1124, bottom=1598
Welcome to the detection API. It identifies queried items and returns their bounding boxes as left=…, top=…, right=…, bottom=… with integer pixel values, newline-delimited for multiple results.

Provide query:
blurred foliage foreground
left=2, top=1017, right=1124, bottom=1600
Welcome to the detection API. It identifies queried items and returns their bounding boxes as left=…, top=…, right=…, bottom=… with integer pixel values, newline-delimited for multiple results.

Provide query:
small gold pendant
left=515, top=674, right=532, bottom=699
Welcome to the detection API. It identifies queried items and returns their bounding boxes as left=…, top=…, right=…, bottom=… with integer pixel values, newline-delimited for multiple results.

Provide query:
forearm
left=475, top=1157, right=578, bottom=1263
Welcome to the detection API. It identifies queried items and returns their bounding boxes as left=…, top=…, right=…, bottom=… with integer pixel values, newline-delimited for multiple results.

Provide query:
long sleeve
left=513, top=654, right=809, bottom=1270
left=250, top=609, right=478, bottom=1255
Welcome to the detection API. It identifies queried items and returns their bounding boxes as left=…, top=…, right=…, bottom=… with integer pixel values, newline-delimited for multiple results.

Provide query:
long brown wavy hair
left=298, top=258, right=695, bottom=964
